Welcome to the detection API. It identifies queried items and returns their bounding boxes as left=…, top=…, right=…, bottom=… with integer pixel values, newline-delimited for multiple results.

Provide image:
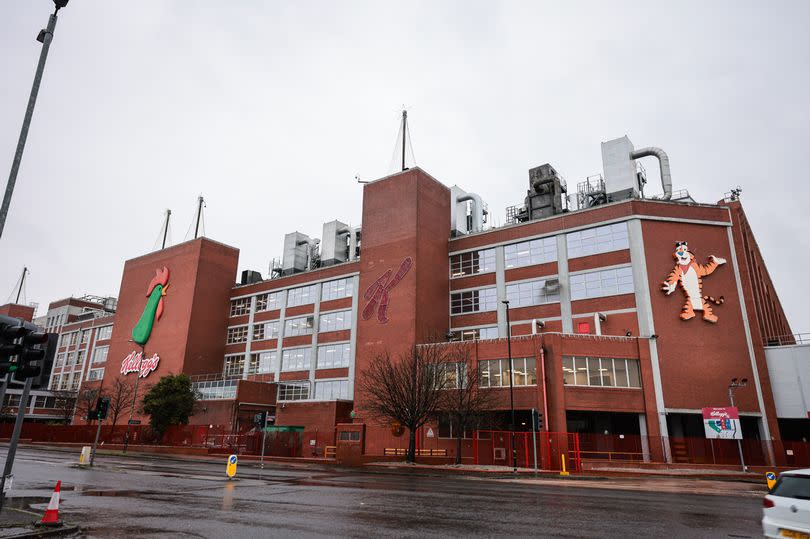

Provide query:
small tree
left=107, top=377, right=138, bottom=427
left=141, top=374, right=196, bottom=439
left=439, top=346, right=496, bottom=464
left=358, top=344, right=449, bottom=463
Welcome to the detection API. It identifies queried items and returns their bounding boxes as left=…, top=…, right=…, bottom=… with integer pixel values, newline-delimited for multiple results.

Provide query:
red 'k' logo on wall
left=362, top=257, right=413, bottom=324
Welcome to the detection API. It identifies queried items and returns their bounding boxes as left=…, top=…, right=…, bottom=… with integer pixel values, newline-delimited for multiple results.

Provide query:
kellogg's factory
left=42, top=135, right=807, bottom=467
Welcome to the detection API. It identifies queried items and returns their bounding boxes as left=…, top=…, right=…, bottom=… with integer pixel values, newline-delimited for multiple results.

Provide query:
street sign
left=226, top=454, right=237, bottom=478
left=426, top=428, right=434, bottom=438
left=127, top=419, right=141, bottom=425
left=766, top=471, right=777, bottom=490
left=701, top=407, right=741, bottom=440
left=2, top=475, right=12, bottom=494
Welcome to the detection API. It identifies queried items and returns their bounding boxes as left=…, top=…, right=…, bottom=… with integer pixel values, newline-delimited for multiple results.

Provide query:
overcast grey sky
left=1, top=1, right=808, bottom=332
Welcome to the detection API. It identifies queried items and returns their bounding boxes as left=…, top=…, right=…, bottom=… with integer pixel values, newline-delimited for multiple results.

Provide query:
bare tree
left=76, top=387, right=103, bottom=424
left=51, top=391, right=77, bottom=424
left=358, top=344, right=449, bottom=462
left=438, top=345, right=496, bottom=464
left=107, top=377, right=138, bottom=427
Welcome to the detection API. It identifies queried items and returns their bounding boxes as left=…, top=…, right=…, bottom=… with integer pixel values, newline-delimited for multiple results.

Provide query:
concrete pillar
left=555, top=234, right=573, bottom=333
left=495, top=246, right=507, bottom=337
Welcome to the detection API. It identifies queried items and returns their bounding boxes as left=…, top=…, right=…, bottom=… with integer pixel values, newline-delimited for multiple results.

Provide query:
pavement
left=0, top=445, right=768, bottom=538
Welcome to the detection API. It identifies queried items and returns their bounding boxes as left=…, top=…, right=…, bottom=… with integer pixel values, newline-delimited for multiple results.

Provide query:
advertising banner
left=702, top=407, right=741, bottom=440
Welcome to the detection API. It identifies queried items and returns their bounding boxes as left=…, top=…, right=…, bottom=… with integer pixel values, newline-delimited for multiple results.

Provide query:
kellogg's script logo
left=362, top=257, right=413, bottom=324
left=120, top=350, right=160, bottom=378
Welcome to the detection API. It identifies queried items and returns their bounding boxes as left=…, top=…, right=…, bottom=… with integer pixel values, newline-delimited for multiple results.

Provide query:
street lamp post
left=502, top=300, right=518, bottom=473
left=728, top=377, right=748, bottom=472
left=0, top=1, right=69, bottom=240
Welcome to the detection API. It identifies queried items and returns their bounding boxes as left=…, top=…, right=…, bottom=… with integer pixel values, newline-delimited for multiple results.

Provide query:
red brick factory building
left=12, top=136, right=807, bottom=467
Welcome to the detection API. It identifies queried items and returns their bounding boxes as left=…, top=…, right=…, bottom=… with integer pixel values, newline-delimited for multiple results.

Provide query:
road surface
left=0, top=446, right=764, bottom=538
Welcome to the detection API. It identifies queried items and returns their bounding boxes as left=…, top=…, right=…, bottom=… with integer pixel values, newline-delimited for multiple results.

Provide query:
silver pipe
left=455, top=193, right=484, bottom=233
left=630, top=147, right=672, bottom=200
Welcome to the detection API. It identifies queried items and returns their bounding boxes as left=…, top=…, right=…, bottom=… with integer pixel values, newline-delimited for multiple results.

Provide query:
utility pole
left=728, top=378, right=748, bottom=472
left=401, top=110, right=407, bottom=172
left=502, top=300, right=518, bottom=472
left=0, top=1, right=69, bottom=240
left=194, top=196, right=204, bottom=239
left=14, top=268, right=27, bottom=304
left=161, top=209, right=171, bottom=249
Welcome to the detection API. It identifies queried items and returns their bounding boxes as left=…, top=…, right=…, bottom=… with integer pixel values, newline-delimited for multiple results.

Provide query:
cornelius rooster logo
left=132, top=267, right=170, bottom=345
left=661, top=242, right=725, bottom=323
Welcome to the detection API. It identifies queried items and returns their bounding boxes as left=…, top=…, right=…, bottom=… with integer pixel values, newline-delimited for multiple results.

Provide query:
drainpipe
left=630, top=147, right=672, bottom=200
left=594, top=313, right=606, bottom=336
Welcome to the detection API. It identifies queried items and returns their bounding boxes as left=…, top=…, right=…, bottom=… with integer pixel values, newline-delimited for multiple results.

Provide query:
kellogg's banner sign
left=702, top=407, right=741, bottom=440
left=120, top=350, right=160, bottom=378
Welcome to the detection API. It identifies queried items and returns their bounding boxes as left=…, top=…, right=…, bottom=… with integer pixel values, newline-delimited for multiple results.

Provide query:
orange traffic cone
left=37, top=480, right=62, bottom=527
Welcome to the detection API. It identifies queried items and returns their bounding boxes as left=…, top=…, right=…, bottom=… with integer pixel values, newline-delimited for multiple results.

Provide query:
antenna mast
left=161, top=209, right=172, bottom=249
left=194, top=196, right=205, bottom=239
left=15, top=267, right=27, bottom=304
left=401, top=109, right=407, bottom=172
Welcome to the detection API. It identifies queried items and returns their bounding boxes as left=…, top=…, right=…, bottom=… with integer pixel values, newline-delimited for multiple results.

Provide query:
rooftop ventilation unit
left=281, top=232, right=319, bottom=276
left=321, top=220, right=351, bottom=267
left=601, top=136, right=672, bottom=201
left=240, top=270, right=263, bottom=286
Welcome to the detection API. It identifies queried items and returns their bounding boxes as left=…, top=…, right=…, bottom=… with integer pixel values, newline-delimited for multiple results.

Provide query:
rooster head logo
left=131, top=267, right=170, bottom=345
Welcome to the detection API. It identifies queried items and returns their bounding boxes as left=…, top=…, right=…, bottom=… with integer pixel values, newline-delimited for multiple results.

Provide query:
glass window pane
left=563, top=357, right=575, bottom=385
left=600, top=358, right=614, bottom=387
left=587, top=357, right=602, bottom=386
left=627, top=359, right=641, bottom=388
left=614, top=359, right=629, bottom=387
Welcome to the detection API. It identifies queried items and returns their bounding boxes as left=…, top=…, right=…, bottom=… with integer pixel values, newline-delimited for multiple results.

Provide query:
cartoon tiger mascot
left=661, top=241, right=726, bottom=323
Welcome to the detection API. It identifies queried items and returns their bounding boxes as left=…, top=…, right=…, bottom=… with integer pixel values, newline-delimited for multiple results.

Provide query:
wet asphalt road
left=1, top=446, right=762, bottom=538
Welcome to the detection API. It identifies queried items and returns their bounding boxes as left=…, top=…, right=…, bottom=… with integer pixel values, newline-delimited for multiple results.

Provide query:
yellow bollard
left=560, top=454, right=570, bottom=476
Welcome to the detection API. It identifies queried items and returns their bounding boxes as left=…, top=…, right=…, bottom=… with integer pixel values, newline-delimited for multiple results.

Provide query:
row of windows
left=319, top=310, right=352, bottom=332
left=50, top=373, right=80, bottom=391
left=194, top=379, right=238, bottom=400
left=562, top=356, right=641, bottom=388
left=449, top=265, right=633, bottom=316
left=225, top=342, right=353, bottom=377
left=450, top=287, right=498, bottom=314
left=278, top=381, right=310, bottom=401
left=253, top=321, right=280, bottom=341
left=449, top=222, right=630, bottom=278
left=504, top=237, right=557, bottom=269
left=277, top=379, right=351, bottom=402
left=321, top=278, right=354, bottom=302
left=569, top=266, right=634, bottom=301
left=448, top=327, right=499, bottom=341
left=450, top=248, right=496, bottom=278
left=230, top=278, right=355, bottom=317
left=479, top=358, right=537, bottom=388
left=505, top=279, right=559, bottom=307
left=228, top=310, right=353, bottom=344
left=3, top=394, right=61, bottom=409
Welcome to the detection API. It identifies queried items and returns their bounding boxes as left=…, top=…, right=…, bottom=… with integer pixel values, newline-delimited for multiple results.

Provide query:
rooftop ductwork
left=450, top=186, right=485, bottom=236
left=630, top=146, right=672, bottom=200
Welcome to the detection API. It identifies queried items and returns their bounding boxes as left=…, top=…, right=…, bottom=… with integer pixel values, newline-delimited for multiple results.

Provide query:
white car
left=763, top=469, right=810, bottom=538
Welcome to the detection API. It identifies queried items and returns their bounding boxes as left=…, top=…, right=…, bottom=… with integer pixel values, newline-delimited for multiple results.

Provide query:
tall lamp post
left=0, top=0, right=69, bottom=240
left=502, top=300, right=518, bottom=472
left=728, top=377, right=748, bottom=472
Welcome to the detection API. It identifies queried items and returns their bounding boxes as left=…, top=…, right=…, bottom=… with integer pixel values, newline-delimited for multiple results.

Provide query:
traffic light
left=253, top=411, right=267, bottom=428
left=96, top=397, right=110, bottom=420
left=532, top=409, right=544, bottom=432
left=0, top=314, right=49, bottom=380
